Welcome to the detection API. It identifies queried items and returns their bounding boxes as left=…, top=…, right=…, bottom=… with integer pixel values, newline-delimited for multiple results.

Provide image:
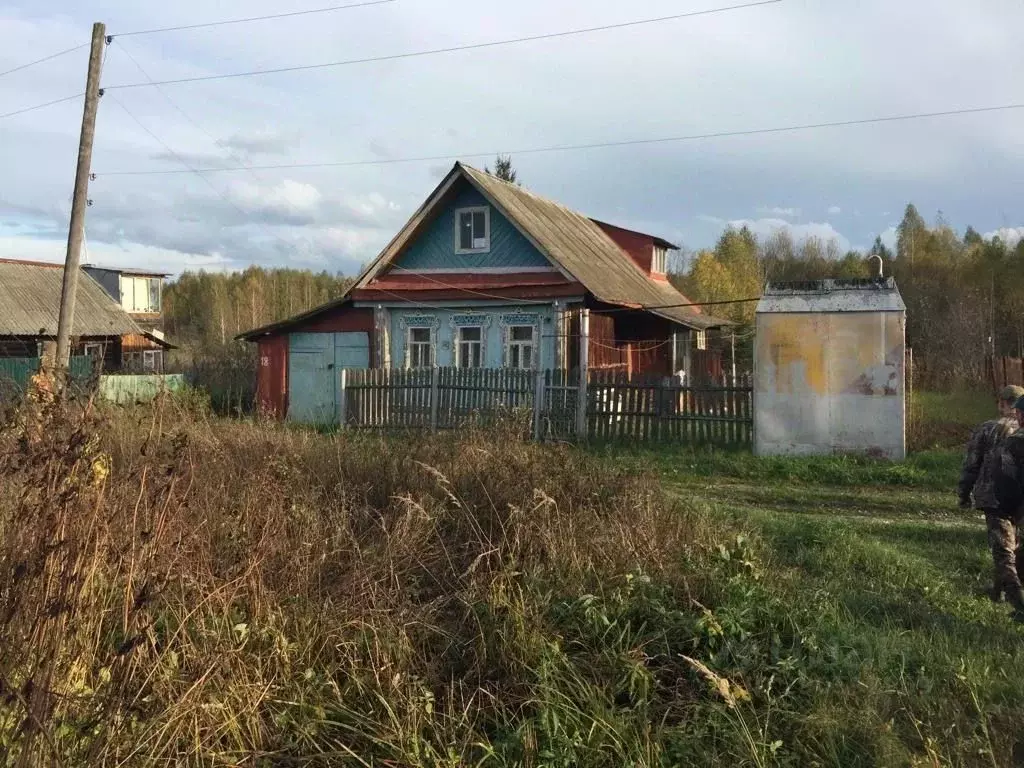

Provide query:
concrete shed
left=754, top=278, right=907, bottom=460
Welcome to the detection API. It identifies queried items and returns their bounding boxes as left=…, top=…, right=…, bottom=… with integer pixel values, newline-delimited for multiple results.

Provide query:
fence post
left=576, top=309, right=590, bottom=440
left=339, top=368, right=347, bottom=429
left=430, top=366, right=440, bottom=432
left=533, top=368, right=545, bottom=441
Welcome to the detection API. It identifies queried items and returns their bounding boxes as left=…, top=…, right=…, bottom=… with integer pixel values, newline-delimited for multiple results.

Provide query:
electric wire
left=95, top=101, right=1024, bottom=175
left=103, top=1, right=783, bottom=90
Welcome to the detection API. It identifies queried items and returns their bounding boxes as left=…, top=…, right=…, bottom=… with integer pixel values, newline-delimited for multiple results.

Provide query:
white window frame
left=506, top=325, right=536, bottom=370
left=455, top=325, right=485, bottom=369
left=652, top=246, right=667, bottom=274
left=407, top=326, right=434, bottom=369
left=148, top=278, right=162, bottom=313
left=454, top=206, right=491, bottom=254
left=83, top=342, right=104, bottom=359
left=695, top=330, right=708, bottom=351
left=143, top=349, right=162, bottom=373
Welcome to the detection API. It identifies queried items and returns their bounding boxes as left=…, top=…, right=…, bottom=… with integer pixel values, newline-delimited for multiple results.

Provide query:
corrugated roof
left=239, top=162, right=731, bottom=340
left=457, top=165, right=728, bottom=330
left=0, top=260, right=144, bottom=337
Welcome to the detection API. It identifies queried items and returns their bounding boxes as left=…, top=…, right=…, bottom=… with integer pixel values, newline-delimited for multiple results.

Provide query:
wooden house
left=239, top=162, right=729, bottom=421
left=83, top=265, right=171, bottom=372
left=0, top=259, right=173, bottom=371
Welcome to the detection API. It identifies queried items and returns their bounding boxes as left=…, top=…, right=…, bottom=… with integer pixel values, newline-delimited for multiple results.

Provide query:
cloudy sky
left=1, top=0, right=1022, bottom=276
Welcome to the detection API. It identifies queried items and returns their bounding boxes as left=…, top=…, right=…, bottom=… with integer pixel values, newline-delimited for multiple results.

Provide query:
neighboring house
left=238, top=162, right=729, bottom=421
left=83, top=265, right=171, bottom=372
left=0, top=259, right=173, bottom=371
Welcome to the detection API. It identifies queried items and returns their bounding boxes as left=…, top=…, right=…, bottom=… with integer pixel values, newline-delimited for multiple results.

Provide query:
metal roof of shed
left=0, top=260, right=145, bottom=337
left=757, top=277, right=906, bottom=314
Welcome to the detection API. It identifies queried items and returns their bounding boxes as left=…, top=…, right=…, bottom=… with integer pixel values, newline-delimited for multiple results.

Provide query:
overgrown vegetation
left=1, top=393, right=1021, bottom=766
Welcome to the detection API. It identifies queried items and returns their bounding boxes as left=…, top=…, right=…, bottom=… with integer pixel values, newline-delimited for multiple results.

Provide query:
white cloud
left=2, top=0, right=1024, bottom=276
left=756, top=206, right=800, bottom=218
left=827, top=205, right=842, bottom=215
left=879, top=226, right=898, bottom=251
left=227, top=179, right=323, bottom=216
left=727, top=218, right=852, bottom=253
left=984, top=227, right=1024, bottom=247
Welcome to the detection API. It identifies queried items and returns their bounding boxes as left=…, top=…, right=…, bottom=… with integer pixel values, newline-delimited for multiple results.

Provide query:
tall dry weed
left=0, top=398, right=714, bottom=765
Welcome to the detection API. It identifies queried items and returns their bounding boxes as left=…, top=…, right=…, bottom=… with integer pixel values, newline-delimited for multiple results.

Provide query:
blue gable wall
left=393, top=185, right=552, bottom=271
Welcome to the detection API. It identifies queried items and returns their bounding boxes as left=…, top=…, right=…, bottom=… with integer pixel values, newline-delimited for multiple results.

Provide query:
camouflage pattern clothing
left=991, top=431, right=1024, bottom=596
left=959, top=417, right=1019, bottom=510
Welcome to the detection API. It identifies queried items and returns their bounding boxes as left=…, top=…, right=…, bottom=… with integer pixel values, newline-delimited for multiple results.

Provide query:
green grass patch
left=657, top=446, right=1024, bottom=768
left=604, top=444, right=961, bottom=491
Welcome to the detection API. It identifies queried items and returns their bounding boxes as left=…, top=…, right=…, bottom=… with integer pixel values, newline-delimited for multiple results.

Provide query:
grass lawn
left=601, top=441, right=1024, bottom=767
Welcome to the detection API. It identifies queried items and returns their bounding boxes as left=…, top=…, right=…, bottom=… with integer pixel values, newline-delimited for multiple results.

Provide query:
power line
left=114, top=0, right=395, bottom=37
left=105, top=91, right=304, bottom=254
left=109, top=39, right=338, bottom=260
left=104, top=0, right=783, bottom=90
left=0, top=43, right=88, bottom=79
left=95, top=101, right=1024, bottom=177
left=0, top=92, right=83, bottom=121
left=112, top=38, right=259, bottom=168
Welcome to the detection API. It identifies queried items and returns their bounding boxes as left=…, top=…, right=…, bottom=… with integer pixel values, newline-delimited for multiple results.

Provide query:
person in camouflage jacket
left=988, top=392, right=1024, bottom=616
left=961, top=385, right=1024, bottom=609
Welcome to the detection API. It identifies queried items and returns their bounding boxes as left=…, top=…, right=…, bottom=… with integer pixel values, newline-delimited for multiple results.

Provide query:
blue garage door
left=288, top=332, right=369, bottom=425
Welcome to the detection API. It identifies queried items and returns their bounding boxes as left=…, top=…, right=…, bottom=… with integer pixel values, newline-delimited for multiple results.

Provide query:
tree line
left=673, top=203, right=1024, bottom=389
left=162, top=200, right=1020, bottom=391
left=164, top=267, right=352, bottom=353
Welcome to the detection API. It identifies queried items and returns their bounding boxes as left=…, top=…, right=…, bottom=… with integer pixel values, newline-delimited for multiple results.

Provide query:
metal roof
left=354, top=163, right=727, bottom=330
left=0, top=260, right=145, bottom=337
left=458, top=165, right=727, bottom=329
left=240, top=162, right=731, bottom=340
left=757, top=277, right=906, bottom=314
left=85, top=264, right=170, bottom=277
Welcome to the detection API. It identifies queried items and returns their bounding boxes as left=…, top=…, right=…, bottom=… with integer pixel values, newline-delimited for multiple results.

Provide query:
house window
left=83, top=342, right=104, bottom=360
left=143, top=350, right=162, bottom=373
left=455, top=207, right=490, bottom=254
left=456, top=326, right=483, bottom=368
left=695, top=330, right=707, bottom=351
left=652, top=246, right=668, bottom=274
left=407, top=327, right=434, bottom=368
left=507, top=326, right=535, bottom=369
left=120, top=275, right=162, bottom=313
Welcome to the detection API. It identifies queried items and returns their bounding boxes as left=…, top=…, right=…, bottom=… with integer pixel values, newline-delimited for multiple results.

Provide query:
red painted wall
left=594, top=222, right=655, bottom=274
left=298, top=307, right=375, bottom=334
left=256, top=335, right=288, bottom=418
left=254, top=306, right=377, bottom=419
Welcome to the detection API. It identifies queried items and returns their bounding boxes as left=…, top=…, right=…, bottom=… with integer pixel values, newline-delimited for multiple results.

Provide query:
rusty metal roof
left=0, top=260, right=144, bottom=337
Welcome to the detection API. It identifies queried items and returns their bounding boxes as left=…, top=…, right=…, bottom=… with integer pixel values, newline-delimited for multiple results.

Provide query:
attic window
left=455, top=207, right=490, bottom=254
left=652, top=246, right=668, bottom=274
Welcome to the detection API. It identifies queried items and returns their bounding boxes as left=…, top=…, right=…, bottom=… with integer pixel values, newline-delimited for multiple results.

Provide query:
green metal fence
left=0, top=356, right=97, bottom=399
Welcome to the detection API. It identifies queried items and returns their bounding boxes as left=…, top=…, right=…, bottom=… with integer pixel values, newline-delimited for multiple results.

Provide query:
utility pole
left=55, top=22, right=106, bottom=372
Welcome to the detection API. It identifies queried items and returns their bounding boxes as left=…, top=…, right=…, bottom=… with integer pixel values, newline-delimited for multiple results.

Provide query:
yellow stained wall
left=756, top=313, right=903, bottom=397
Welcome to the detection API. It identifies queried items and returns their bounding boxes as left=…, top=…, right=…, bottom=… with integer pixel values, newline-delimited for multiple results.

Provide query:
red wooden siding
left=256, top=335, right=288, bottom=417
left=593, top=221, right=655, bottom=275
left=298, top=307, right=375, bottom=335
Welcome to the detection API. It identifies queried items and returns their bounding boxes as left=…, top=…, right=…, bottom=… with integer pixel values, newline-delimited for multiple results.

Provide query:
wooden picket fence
left=587, top=369, right=753, bottom=444
left=343, top=367, right=752, bottom=446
